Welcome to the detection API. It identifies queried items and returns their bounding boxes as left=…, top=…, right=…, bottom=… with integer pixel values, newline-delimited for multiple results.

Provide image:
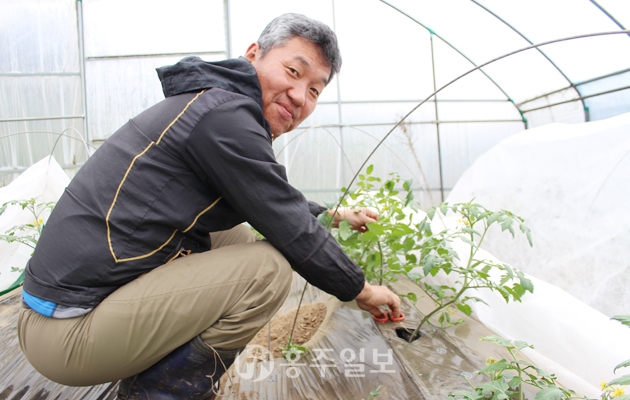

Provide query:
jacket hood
left=156, top=56, right=263, bottom=110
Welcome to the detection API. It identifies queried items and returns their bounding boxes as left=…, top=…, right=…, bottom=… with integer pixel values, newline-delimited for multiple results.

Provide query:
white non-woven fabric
left=0, top=157, right=70, bottom=293
left=442, top=111, right=630, bottom=395
left=446, top=111, right=630, bottom=318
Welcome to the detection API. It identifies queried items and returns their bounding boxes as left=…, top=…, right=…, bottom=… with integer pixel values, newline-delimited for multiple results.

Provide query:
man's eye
left=289, top=68, right=299, bottom=76
left=311, top=88, right=320, bottom=97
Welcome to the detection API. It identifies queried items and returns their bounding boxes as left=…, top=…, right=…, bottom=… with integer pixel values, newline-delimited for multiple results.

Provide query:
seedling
left=280, top=338, right=310, bottom=362
left=449, top=336, right=578, bottom=400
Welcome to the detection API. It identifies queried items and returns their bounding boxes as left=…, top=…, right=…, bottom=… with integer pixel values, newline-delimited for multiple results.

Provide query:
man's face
left=244, top=37, right=332, bottom=138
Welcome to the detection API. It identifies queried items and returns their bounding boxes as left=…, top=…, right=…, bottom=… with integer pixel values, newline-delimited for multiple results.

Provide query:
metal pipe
left=0, top=115, right=85, bottom=123
left=317, top=98, right=511, bottom=105
left=86, top=51, right=224, bottom=61
left=332, top=0, right=345, bottom=189
left=294, top=119, right=523, bottom=130
left=430, top=33, right=445, bottom=202
left=224, top=0, right=231, bottom=58
left=0, top=163, right=85, bottom=175
left=327, top=30, right=630, bottom=220
left=0, top=72, right=80, bottom=77
left=522, top=85, right=630, bottom=113
left=299, top=187, right=444, bottom=193
left=469, top=0, right=587, bottom=120
left=590, top=0, right=628, bottom=36
left=518, top=67, right=630, bottom=106
left=379, top=0, right=527, bottom=126
left=76, top=0, right=90, bottom=147
left=575, top=67, right=630, bottom=85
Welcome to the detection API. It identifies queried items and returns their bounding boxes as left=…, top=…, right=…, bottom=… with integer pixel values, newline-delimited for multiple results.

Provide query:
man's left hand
left=328, top=207, right=378, bottom=232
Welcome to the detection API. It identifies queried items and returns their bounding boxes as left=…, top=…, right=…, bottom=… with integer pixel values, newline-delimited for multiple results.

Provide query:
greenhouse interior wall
left=1, top=0, right=630, bottom=398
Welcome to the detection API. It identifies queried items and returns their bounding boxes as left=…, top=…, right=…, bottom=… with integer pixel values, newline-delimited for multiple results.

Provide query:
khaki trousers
left=18, top=224, right=292, bottom=386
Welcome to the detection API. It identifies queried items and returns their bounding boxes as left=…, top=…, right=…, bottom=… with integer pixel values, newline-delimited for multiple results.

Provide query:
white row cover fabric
left=420, top=215, right=630, bottom=397
left=443, top=111, right=630, bottom=394
left=447, top=111, right=630, bottom=318
left=0, top=157, right=69, bottom=293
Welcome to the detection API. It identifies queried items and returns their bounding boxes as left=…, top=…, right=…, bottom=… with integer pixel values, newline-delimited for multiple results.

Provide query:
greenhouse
left=1, top=0, right=629, bottom=399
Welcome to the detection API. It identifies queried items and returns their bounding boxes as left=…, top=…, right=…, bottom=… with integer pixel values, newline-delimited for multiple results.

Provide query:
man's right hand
left=354, top=281, right=402, bottom=319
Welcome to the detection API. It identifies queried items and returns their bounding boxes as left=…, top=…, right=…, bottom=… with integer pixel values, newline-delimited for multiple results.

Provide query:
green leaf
left=366, top=164, right=374, bottom=175
left=367, top=222, right=386, bottom=235
left=614, top=359, right=630, bottom=373
left=514, top=340, right=532, bottom=351
left=608, top=375, right=630, bottom=386
left=477, top=380, right=511, bottom=399
left=612, top=315, right=630, bottom=327
left=517, top=271, right=535, bottom=293
left=481, top=336, right=512, bottom=348
left=459, top=236, right=477, bottom=248
left=449, top=390, right=483, bottom=400
left=487, top=212, right=501, bottom=225
left=405, top=292, right=418, bottom=303
left=317, top=211, right=333, bottom=227
left=339, top=220, right=353, bottom=240
left=405, top=190, right=414, bottom=207
left=403, top=237, right=416, bottom=253
left=0, top=270, right=25, bottom=296
left=456, top=303, right=472, bottom=316
left=427, top=208, right=436, bottom=220
left=534, top=386, right=565, bottom=400
left=519, top=223, right=533, bottom=247
left=507, top=376, right=521, bottom=388
left=500, top=217, right=515, bottom=237
left=479, top=359, right=509, bottom=373
left=439, top=203, right=449, bottom=216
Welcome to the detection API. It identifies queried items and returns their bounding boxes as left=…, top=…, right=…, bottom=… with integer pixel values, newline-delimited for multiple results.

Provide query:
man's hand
left=354, top=281, right=401, bottom=319
left=328, top=207, right=378, bottom=233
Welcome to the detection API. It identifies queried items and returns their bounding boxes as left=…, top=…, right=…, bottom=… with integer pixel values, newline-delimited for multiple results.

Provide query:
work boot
left=117, top=335, right=242, bottom=400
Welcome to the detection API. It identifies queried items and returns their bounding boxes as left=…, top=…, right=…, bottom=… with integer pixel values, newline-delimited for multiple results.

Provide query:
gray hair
left=257, top=13, right=342, bottom=84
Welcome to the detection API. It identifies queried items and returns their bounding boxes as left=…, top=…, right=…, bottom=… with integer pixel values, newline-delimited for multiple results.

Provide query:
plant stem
left=410, top=267, right=472, bottom=341
left=288, top=281, right=309, bottom=346
left=377, top=241, right=384, bottom=286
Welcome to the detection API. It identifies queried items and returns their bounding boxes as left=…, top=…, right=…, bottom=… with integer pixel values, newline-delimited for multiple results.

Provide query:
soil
left=248, top=302, right=327, bottom=359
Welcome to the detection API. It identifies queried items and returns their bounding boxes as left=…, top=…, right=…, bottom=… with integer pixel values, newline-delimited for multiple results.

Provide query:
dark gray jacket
left=24, top=56, right=365, bottom=308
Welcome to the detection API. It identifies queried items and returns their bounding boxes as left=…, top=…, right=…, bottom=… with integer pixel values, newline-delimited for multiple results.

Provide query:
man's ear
left=244, top=42, right=260, bottom=63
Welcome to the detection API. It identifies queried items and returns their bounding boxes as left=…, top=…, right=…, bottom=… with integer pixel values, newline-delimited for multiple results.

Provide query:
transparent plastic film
left=217, top=273, right=425, bottom=399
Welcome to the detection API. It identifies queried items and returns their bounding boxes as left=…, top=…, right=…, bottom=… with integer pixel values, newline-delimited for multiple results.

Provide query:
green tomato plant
left=323, top=164, right=417, bottom=286
left=450, top=324, right=630, bottom=400
left=601, top=315, right=630, bottom=400
left=0, top=198, right=56, bottom=295
left=449, top=336, right=579, bottom=400
left=327, top=166, right=534, bottom=341
left=280, top=338, right=310, bottom=362
left=402, top=201, right=534, bottom=339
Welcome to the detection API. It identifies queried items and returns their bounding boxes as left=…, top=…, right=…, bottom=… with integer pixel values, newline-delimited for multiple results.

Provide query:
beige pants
left=18, top=224, right=292, bottom=386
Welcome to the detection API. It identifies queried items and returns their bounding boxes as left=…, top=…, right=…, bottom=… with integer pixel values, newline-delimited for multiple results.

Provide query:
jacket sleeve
left=184, top=97, right=365, bottom=302
left=308, top=201, right=327, bottom=217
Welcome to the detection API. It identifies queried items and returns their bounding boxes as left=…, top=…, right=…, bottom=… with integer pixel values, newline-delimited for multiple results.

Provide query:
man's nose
left=287, top=84, right=306, bottom=107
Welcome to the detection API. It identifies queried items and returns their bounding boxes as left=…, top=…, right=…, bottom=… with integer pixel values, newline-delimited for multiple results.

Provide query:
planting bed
left=0, top=274, right=539, bottom=399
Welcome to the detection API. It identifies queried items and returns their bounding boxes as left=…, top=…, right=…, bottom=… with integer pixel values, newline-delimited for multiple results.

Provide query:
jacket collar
left=156, top=56, right=264, bottom=111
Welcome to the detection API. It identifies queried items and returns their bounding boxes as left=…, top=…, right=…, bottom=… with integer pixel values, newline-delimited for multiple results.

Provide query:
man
left=18, top=13, right=401, bottom=399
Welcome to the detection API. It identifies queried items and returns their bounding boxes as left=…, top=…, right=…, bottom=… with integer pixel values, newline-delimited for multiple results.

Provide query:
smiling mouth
left=277, top=103, right=294, bottom=120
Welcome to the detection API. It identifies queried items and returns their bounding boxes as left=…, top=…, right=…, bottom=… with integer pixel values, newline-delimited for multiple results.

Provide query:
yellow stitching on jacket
left=117, top=230, right=179, bottom=263
left=107, top=90, right=207, bottom=263
left=156, top=90, right=205, bottom=145
left=167, top=248, right=192, bottom=263
left=106, top=142, right=154, bottom=262
left=182, top=197, right=222, bottom=233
